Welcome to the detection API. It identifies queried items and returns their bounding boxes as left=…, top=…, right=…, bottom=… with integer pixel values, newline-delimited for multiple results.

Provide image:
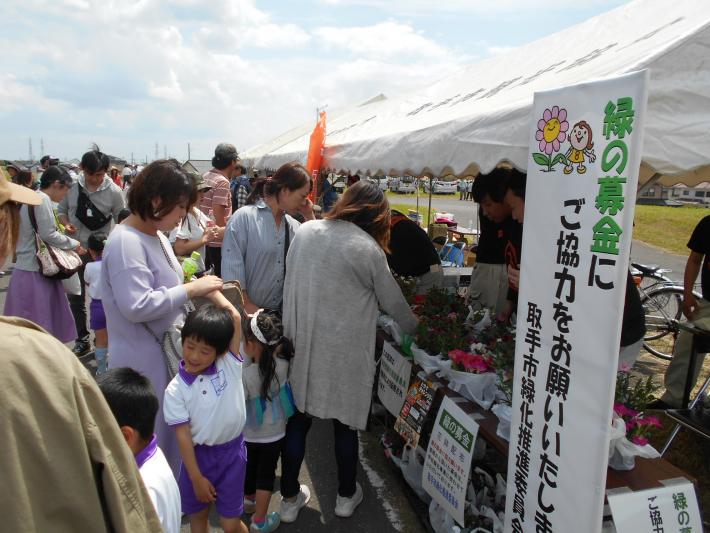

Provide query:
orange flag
left=305, top=111, right=326, bottom=201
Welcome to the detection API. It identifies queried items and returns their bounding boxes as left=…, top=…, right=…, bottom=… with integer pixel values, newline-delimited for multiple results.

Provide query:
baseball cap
left=214, top=143, right=239, bottom=161
left=196, top=177, right=212, bottom=192
left=40, top=155, right=60, bottom=165
left=0, top=175, right=41, bottom=206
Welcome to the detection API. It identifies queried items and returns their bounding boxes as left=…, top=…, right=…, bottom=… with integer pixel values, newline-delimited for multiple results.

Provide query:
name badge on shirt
left=211, top=369, right=227, bottom=396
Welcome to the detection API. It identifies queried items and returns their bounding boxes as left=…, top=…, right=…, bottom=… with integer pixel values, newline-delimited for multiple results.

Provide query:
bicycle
left=631, top=262, right=702, bottom=360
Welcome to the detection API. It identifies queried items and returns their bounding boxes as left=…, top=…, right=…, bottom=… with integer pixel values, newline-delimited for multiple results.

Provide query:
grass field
left=390, top=203, right=432, bottom=226
left=634, top=205, right=708, bottom=255
left=386, top=190, right=456, bottom=200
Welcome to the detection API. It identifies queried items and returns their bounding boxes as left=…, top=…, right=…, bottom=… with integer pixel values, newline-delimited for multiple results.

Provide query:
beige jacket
left=0, top=316, right=163, bottom=533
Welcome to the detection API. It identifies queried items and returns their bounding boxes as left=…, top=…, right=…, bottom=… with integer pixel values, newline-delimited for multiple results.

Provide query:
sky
left=0, top=0, right=630, bottom=163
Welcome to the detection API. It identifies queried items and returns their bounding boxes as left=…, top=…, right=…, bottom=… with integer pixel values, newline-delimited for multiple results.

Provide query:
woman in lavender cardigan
left=100, top=160, right=222, bottom=473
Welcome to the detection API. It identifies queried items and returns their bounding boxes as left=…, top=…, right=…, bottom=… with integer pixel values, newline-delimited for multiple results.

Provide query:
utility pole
left=187, top=143, right=191, bottom=161
left=131, top=152, right=134, bottom=165
left=40, top=138, right=44, bottom=157
left=28, top=138, right=34, bottom=162
left=164, top=145, right=167, bottom=159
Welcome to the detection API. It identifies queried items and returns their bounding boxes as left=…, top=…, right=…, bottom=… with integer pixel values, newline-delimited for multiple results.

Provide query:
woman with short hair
left=4, top=166, right=83, bottom=342
left=279, top=181, right=417, bottom=522
left=100, top=159, right=223, bottom=473
left=221, top=161, right=315, bottom=313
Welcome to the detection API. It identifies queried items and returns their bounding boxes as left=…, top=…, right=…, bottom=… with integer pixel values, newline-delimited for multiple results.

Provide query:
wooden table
left=374, top=330, right=697, bottom=494
left=447, top=226, right=479, bottom=242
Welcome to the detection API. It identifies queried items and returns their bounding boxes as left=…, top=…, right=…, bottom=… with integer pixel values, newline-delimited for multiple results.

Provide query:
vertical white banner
left=504, top=70, right=649, bottom=533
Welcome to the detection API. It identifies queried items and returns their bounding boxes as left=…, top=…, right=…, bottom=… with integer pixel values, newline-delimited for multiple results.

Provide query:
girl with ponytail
left=241, top=308, right=295, bottom=532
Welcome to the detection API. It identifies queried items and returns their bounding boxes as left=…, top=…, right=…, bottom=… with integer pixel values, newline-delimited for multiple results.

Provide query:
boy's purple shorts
left=178, top=434, right=247, bottom=517
left=89, top=299, right=106, bottom=331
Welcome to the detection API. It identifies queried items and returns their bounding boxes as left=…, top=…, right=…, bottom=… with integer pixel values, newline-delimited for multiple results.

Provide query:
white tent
left=243, top=0, right=710, bottom=178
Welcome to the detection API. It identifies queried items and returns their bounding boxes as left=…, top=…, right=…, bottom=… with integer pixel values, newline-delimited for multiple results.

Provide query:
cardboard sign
left=377, top=341, right=413, bottom=416
left=608, top=480, right=702, bottom=533
left=422, top=396, right=480, bottom=527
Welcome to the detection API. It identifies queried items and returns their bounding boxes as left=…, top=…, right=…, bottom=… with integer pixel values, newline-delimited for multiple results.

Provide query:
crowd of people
left=0, top=146, right=706, bottom=532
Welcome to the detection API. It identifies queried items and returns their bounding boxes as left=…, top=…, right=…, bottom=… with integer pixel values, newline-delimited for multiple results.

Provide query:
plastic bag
left=468, top=308, right=492, bottom=333
left=391, top=445, right=431, bottom=503
left=62, top=272, right=81, bottom=296
left=428, top=500, right=460, bottom=533
left=608, top=414, right=660, bottom=470
left=378, top=313, right=404, bottom=345
left=411, top=345, right=444, bottom=374
left=491, top=403, right=512, bottom=442
left=439, top=363, right=498, bottom=409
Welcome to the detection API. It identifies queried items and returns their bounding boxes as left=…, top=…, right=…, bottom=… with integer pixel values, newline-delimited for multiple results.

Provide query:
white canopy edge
left=243, top=0, right=710, bottom=178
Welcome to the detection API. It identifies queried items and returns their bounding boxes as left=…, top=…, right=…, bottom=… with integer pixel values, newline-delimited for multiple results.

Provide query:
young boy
left=97, top=368, right=182, bottom=533
left=163, top=293, right=248, bottom=533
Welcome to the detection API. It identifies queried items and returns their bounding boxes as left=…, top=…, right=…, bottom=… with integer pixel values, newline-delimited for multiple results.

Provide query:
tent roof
left=243, top=0, right=710, bottom=178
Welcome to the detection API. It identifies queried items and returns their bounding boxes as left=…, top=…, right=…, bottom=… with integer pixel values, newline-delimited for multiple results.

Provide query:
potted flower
left=608, top=365, right=662, bottom=470
left=441, top=346, right=498, bottom=409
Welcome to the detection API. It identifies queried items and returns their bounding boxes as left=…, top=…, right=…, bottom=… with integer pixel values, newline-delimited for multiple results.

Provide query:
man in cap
left=200, top=143, right=238, bottom=276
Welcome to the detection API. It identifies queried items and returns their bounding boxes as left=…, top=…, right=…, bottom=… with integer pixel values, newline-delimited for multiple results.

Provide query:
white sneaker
left=334, top=482, right=363, bottom=518
left=243, top=497, right=256, bottom=514
left=280, top=484, right=311, bottom=523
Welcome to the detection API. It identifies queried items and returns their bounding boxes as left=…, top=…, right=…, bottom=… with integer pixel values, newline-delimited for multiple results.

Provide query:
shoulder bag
left=75, top=185, right=112, bottom=231
left=28, top=205, right=83, bottom=280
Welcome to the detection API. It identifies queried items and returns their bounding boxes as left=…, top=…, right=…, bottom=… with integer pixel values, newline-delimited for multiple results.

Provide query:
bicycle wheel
left=641, top=286, right=685, bottom=360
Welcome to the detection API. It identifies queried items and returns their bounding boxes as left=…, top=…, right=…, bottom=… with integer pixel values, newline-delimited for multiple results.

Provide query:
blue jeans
left=280, top=411, right=359, bottom=498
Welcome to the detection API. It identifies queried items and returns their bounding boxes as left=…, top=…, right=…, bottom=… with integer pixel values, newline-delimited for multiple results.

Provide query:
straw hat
left=0, top=175, right=41, bottom=206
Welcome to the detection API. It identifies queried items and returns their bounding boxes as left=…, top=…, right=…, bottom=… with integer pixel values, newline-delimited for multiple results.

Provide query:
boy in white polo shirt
left=163, top=293, right=248, bottom=533
left=97, top=367, right=181, bottom=533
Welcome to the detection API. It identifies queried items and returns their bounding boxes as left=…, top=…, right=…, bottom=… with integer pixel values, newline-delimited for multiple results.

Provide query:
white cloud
left=239, top=23, right=311, bottom=48
left=317, top=0, right=626, bottom=14
left=0, top=0, right=623, bottom=160
left=313, top=21, right=451, bottom=61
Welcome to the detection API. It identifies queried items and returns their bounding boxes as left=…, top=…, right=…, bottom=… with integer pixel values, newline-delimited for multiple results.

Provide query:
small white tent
left=243, top=0, right=710, bottom=178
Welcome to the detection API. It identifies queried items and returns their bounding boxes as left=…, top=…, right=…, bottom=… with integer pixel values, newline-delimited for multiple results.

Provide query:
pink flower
left=535, top=106, right=569, bottom=155
left=614, top=403, right=634, bottom=418
left=639, top=415, right=662, bottom=429
left=448, top=349, right=467, bottom=366
left=631, top=435, right=649, bottom=446
left=618, top=362, right=632, bottom=373
left=447, top=312, right=457, bottom=320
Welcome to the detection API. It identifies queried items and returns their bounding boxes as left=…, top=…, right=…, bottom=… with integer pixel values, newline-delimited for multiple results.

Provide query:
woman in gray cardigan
left=280, top=181, right=417, bottom=522
left=4, top=166, right=84, bottom=342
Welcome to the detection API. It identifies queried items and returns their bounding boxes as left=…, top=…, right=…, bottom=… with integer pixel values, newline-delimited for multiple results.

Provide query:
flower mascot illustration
left=564, top=120, right=596, bottom=174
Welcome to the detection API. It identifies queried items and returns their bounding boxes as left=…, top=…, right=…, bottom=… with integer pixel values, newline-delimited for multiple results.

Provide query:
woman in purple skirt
left=100, top=159, right=223, bottom=474
left=5, top=166, right=84, bottom=342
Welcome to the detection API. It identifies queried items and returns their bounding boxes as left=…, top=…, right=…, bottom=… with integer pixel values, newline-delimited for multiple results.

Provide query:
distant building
left=182, top=160, right=212, bottom=176
left=638, top=181, right=710, bottom=205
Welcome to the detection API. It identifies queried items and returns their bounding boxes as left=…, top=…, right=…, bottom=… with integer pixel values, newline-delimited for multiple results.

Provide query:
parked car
left=367, top=176, right=389, bottom=191
left=391, top=176, right=417, bottom=194
left=423, top=179, right=459, bottom=194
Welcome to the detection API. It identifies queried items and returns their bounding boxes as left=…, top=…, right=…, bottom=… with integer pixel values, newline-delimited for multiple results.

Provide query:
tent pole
left=416, top=177, right=420, bottom=224
left=427, top=177, right=433, bottom=235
